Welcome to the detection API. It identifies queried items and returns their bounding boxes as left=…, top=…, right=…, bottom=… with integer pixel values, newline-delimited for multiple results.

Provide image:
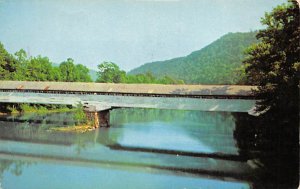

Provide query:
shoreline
left=49, top=124, right=95, bottom=133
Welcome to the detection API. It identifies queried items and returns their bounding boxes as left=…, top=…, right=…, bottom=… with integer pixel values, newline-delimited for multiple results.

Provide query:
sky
left=0, top=0, right=285, bottom=71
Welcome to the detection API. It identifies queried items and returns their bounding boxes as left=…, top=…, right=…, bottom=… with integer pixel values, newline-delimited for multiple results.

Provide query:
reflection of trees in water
left=110, top=108, right=186, bottom=124
left=111, top=107, right=237, bottom=137
left=74, top=130, right=100, bottom=155
left=111, top=108, right=235, bottom=128
left=0, top=113, right=99, bottom=150
left=0, top=159, right=32, bottom=181
left=109, top=108, right=239, bottom=154
left=1, top=112, right=76, bottom=126
left=233, top=110, right=298, bottom=189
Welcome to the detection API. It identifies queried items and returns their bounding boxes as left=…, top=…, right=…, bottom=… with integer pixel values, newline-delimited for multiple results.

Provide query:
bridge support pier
left=97, top=109, right=110, bottom=127
left=84, top=107, right=110, bottom=128
left=83, top=103, right=112, bottom=128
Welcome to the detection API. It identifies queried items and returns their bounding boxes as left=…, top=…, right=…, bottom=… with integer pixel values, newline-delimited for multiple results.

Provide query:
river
left=0, top=107, right=298, bottom=189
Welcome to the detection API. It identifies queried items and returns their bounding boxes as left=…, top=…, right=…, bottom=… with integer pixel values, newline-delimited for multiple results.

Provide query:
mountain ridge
left=129, top=32, right=258, bottom=84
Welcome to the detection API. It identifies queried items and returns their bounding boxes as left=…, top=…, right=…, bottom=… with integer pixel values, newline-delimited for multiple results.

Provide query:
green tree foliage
left=59, top=58, right=73, bottom=81
left=235, top=3, right=300, bottom=185
left=26, top=56, right=56, bottom=81
left=129, top=32, right=258, bottom=84
left=12, top=49, right=28, bottom=80
left=13, top=50, right=63, bottom=81
left=59, top=58, right=92, bottom=82
left=244, top=0, right=299, bottom=112
left=0, top=43, right=16, bottom=80
left=75, top=64, right=92, bottom=82
left=96, top=62, right=126, bottom=83
left=96, top=62, right=184, bottom=84
left=0, top=44, right=93, bottom=82
left=73, top=103, right=88, bottom=125
left=51, top=67, right=63, bottom=81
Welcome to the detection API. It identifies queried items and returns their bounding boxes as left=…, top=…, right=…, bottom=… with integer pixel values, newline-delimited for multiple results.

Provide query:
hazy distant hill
left=129, top=32, right=258, bottom=84
left=89, top=69, right=98, bottom=81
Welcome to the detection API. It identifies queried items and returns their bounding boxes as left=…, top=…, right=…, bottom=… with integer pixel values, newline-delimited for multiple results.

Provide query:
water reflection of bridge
left=0, top=110, right=255, bottom=184
left=0, top=111, right=242, bottom=157
left=0, top=81, right=257, bottom=127
left=0, top=139, right=253, bottom=183
left=0, top=151, right=251, bottom=189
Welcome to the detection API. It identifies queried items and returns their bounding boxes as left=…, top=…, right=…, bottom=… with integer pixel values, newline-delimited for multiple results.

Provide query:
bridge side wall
left=0, top=92, right=256, bottom=112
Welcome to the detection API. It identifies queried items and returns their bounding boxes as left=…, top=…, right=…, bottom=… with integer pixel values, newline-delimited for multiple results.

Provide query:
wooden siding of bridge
left=0, top=81, right=257, bottom=97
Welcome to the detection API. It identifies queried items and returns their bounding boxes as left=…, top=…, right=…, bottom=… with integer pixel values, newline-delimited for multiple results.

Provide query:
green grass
left=4, top=104, right=74, bottom=114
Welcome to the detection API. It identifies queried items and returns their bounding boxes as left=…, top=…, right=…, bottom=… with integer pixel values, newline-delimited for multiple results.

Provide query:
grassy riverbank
left=0, top=103, right=95, bottom=133
left=12, top=104, right=73, bottom=114
left=0, top=104, right=74, bottom=115
left=49, top=104, right=96, bottom=133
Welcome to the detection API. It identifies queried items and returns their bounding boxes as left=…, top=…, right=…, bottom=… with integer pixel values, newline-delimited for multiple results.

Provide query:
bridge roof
left=0, top=81, right=256, bottom=96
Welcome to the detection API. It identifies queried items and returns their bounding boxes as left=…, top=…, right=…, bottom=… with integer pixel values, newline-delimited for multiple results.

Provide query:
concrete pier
left=84, top=104, right=111, bottom=128
left=97, top=110, right=110, bottom=127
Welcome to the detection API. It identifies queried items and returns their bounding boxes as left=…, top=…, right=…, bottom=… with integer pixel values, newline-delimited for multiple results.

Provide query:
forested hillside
left=129, top=32, right=258, bottom=84
left=96, top=62, right=184, bottom=84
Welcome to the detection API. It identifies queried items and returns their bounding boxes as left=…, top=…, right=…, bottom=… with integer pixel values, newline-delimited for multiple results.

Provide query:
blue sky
left=0, top=0, right=285, bottom=71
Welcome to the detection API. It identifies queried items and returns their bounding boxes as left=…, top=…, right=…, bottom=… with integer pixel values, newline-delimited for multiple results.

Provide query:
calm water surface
left=0, top=108, right=298, bottom=189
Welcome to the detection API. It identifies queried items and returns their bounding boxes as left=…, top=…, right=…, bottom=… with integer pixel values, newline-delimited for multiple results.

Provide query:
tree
left=59, top=58, right=77, bottom=82
left=12, top=50, right=63, bottom=81
left=75, top=64, right=92, bottom=82
left=96, top=62, right=126, bottom=83
left=59, top=58, right=92, bottom=82
left=26, top=55, right=54, bottom=81
left=244, top=0, right=299, bottom=112
left=237, top=3, right=300, bottom=184
left=50, top=67, right=62, bottom=81
left=12, top=49, right=29, bottom=80
left=0, top=43, right=16, bottom=80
